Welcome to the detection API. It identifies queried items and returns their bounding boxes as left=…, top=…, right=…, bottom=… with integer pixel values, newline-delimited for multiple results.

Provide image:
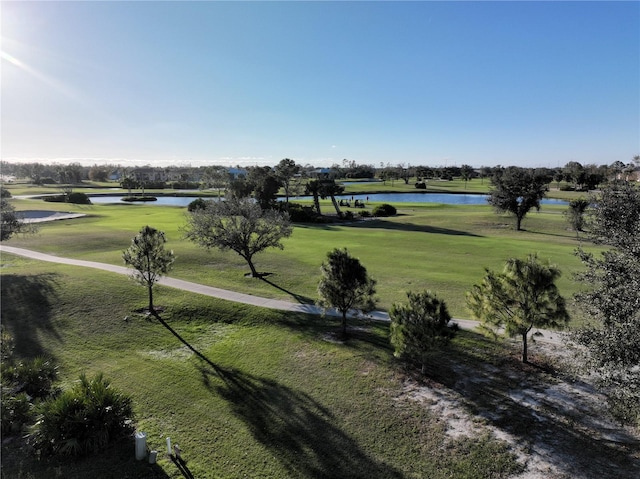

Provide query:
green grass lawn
left=1, top=257, right=524, bottom=478
left=5, top=195, right=595, bottom=321
left=3, top=189, right=633, bottom=479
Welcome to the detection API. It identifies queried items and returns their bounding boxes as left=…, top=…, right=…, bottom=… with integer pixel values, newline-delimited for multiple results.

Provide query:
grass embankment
left=1, top=256, right=523, bottom=478
left=6, top=194, right=593, bottom=321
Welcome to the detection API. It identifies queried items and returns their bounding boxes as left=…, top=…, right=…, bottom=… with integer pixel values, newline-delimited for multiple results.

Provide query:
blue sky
left=1, top=1, right=638, bottom=169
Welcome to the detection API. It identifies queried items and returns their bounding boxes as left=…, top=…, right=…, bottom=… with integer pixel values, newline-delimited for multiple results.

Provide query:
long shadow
left=259, top=276, right=315, bottom=304
left=421, top=331, right=640, bottom=479
left=354, top=219, right=483, bottom=237
left=0, top=273, right=62, bottom=358
left=198, top=363, right=404, bottom=479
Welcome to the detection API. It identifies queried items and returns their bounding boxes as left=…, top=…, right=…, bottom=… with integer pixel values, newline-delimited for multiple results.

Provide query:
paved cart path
left=0, top=245, right=565, bottom=343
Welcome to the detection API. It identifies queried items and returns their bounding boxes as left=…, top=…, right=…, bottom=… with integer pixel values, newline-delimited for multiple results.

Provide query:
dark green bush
left=43, top=195, right=67, bottom=203
left=67, top=192, right=91, bottom=204
left=1, top=392, right=33, bottom=435
left=0, top=187, right=11, bottom=198
left=358, top=210, right=372, bottom=218
left=1, top=392, right=33, bottom=434
left=121, top=196, right=157, bottom=202
left=1, top=356, right=58, bottom=398
left=29, top=373, right=134, bottom=456
left=415, top=182, right=426, bottom=189
left=286, top=203, right=321, bottom=223
left=372, top=203, right=397, bottom=217
left=188, top=197, right=208, bottom=212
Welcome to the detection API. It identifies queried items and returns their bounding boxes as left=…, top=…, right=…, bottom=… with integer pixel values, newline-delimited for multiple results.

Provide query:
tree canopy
left=183, top=197, right=293, bottom=277
left=389, top=290, right=455, bottom=374
left=122, top=225, right=175, bottom=313
left=467, top=254, right=569, bottom=363
left=572, top=181, right=640, bottom=425
left=487, top=167, right=549, bottom=231
left=317, top=248, right=377, bottom=338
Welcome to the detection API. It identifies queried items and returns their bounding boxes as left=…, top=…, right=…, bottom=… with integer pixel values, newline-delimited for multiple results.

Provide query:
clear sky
left=1, top=1, right=638, bottom=169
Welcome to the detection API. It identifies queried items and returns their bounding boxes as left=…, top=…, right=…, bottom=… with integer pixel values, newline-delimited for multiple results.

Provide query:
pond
left=88, top=193, right=568, bottom=206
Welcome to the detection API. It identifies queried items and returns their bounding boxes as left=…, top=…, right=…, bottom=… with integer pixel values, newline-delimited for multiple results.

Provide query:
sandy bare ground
left=16, top=210, right=87, bottom=223
left=399, top=339, right=639, bottom=479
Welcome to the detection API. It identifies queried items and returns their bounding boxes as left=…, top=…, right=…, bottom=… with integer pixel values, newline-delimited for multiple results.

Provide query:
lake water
left=89, top=193, right=568, bottom=206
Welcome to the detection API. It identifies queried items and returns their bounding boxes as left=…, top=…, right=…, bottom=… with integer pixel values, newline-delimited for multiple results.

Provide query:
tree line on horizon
left=1, top=157, right=639, bottom=190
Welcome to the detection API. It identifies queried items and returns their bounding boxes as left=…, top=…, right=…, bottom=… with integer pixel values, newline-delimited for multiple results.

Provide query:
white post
left=135, top=432, right=147, bottom=460
left=166, top=436, right=172, bottom=456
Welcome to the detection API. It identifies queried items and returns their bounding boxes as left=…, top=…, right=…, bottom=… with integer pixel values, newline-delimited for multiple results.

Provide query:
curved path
left=0, top=245, right=564, bottom=343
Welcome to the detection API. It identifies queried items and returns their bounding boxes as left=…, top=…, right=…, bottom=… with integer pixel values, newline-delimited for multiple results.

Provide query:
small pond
left=89, top=193, right=568, bottom=206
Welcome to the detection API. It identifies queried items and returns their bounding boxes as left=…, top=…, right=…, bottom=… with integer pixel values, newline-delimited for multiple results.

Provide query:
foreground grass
left=6, top=196, right=595, bottom=322
left=0, top=256, right=523, bottom=478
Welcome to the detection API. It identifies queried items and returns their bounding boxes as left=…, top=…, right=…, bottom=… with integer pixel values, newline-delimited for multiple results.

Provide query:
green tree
left=184, top=197, right=293, bottom=278
left=564, top=198, right=590, bottom=238
left=305, top=179, right=323, bottom=215
left=572, top=181, right=640, bottom=425
left=467, top=254, right=569, bottom=363
left=274, top=158, right=300, bottom=205
left=487, top=167, right=548, bottom=231
left=1, top=197, right=35, bottom=241
left=201, top=165, right=230, bottom=198
left=460, top=164, right=474, bottom=188
left=247, top=166, right=282, bottom=210
left=122, top=226, right=175, bottom=313
left=317, top=248, right=377, bottom=338
left=389, top=290, right=456, bottom=374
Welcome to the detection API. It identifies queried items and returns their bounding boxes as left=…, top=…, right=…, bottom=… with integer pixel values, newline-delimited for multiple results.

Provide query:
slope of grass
left=0, top=257, right=523, bottom=478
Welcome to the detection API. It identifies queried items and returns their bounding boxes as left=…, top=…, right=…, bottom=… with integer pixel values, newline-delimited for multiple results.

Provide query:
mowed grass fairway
left=2, top=194, right=630, bottom=478
left=6, top=196, right=593, bottom=319
left=1, top=256, right=524, bottom=478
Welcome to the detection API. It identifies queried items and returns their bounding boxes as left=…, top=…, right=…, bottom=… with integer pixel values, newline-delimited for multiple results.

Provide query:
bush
left=188, top=197, right=208, bottom=212
left=1, top=356, right=58, bottom=398
left=286, top=203, right=322, bottom=223
left=43, top=195, right=67, bottom=203
left=1, top=392, right=33, bottom=435
left=170, top=181, right=199, bottom=189
left=358, top=210, right=372, bottom=218
left=342, top=211, right=355, bottom=220
left=0, top=187, right=11, bottom=198
left=121, top=196, right=157, bottom=202
left=372, top=203, right=397, bottom=217
left=415, top=182, right=426, bottom=189
left=29, top=373, right=134, bottom=456
left=67, top=192, right=91, bottom=204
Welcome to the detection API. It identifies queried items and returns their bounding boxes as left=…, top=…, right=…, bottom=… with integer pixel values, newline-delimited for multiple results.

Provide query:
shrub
left=342, top=211, right=355, bottom=220
left=358, top=210, right=372, bottom=218
left=286, top=203, right=322, bottom=223
left=0, top=187, right=11, bottom=198
left=415, top=182, right=426, bottom=189
left=1, top=392, right=33, bottom=435
left=43, top=195, right=67, bottom=203
left=29, top=373, right=134, bottom=456
left=67, top=192, right=91, bottom=204
left=121, top=196, right=157, bottom=202
left=188, top=197, right=208, bottom=212
left=1, top=356, right=58, bottom=398
left=372, top=203, right=397, bottom=217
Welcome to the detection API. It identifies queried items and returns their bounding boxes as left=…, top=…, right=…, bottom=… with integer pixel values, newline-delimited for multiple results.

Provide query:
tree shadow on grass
left=0, top=273, right=62, bottom=358
left=259, top=275, right=315, bottom=304
left=417, top=331, right=640, bottom=479
left=351, top=219, right=483, bottom=237
left=198, top=361, right=404, bottom=479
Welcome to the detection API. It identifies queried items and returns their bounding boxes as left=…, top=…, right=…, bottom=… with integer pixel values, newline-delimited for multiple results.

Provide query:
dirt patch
left=398, top=339, right=640, bottom=479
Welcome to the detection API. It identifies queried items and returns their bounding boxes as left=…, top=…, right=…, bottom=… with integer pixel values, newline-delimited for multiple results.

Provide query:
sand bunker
left=18, top=210, right=87, bottom=223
